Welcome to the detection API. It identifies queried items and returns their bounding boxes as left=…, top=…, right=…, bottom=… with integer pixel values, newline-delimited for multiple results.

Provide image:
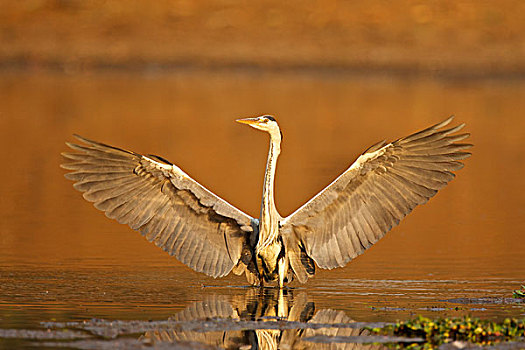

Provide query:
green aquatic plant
left=367, top=316, right=525, bottom=349
left=513, top=285, right=525, bottom=298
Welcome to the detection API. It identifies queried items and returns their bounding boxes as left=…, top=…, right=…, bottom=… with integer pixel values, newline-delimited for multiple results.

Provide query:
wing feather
left=62, top=135, right=257, bottom=279
left=281, top=117, right=471, bottom=274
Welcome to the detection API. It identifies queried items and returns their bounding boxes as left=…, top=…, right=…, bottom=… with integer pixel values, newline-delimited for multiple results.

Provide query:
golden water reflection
left=142, top=288, right=387, bottom=350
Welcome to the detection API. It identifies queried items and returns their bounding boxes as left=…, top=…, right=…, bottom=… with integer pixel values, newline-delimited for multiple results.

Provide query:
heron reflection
left=62, top=116, right=470, bottom=287
left=140, top=289, right=387, bottom=349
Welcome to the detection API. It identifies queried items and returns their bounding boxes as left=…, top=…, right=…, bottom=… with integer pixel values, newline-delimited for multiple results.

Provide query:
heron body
left=243, top=117, right=287, bottom=286
left=62, top=115, right=471, bottom=288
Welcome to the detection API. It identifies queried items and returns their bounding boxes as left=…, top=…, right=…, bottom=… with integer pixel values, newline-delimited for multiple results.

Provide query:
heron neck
left=258, top=132, right=281, bottom=248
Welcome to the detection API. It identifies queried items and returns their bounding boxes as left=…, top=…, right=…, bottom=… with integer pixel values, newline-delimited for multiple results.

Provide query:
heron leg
left=278, top=257, right=286, bottom=288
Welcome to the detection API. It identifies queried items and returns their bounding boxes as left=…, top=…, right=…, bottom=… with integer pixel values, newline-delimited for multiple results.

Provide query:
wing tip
left=65, top=141, right=77, bottom=149
left=60, top=163, right=80, bottom=170
left=429, top=115, right=455, bottom=131
left=72, top=134, right=92, bottom=144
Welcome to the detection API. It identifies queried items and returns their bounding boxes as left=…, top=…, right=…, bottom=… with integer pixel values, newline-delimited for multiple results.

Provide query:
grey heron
left=62, top=115, right=471, bottom=287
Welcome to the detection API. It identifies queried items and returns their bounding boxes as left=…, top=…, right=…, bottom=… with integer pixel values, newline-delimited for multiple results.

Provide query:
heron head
left=236, top=115, right=280, bottom=133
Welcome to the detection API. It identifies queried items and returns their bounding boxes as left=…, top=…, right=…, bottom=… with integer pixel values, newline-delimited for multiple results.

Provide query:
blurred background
left=0, top=0, right=524, bottom=326
left=1, top=0, right=525, bottom=76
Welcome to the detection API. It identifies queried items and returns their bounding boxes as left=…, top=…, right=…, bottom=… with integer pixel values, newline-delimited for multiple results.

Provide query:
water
left=1, top=70, right=524, bottom=348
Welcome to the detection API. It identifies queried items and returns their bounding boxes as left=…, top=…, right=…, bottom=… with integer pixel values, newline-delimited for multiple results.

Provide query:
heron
left=62, top=115, right=471, bottom=288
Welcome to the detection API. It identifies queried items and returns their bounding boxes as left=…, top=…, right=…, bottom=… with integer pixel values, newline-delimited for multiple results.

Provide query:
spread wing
left=61, top=135, right=258, bottom=279
left=281, top=117, right=471, bottom=278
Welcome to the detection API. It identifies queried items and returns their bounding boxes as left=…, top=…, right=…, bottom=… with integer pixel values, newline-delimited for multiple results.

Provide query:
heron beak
left=236, top=117, right=260, bottom=127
